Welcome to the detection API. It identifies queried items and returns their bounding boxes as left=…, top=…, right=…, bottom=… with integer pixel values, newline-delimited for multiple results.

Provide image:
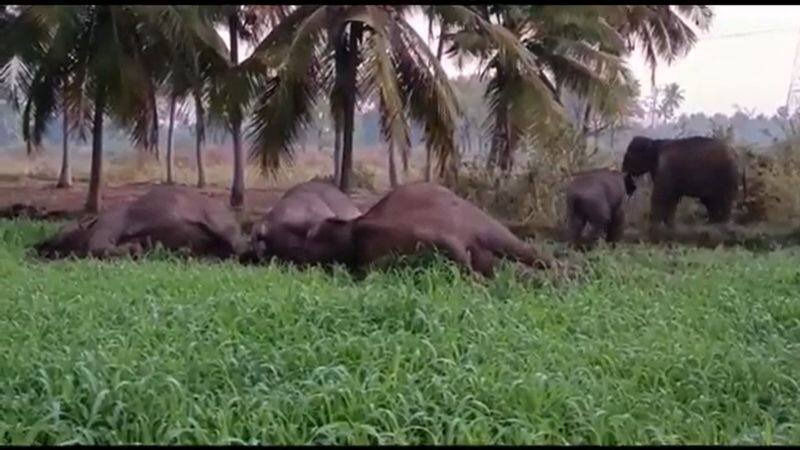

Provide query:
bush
left=310, top=162, right=377, bottom=192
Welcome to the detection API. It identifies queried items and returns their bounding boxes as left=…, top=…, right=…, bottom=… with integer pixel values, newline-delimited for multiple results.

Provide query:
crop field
left=1, top=219, right=800, bottom=445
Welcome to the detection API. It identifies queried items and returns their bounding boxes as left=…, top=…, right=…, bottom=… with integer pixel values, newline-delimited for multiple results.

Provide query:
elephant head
left=303, top=218, right=357, bottom=267
left=240, top=218, right=296, bottom=265
left=33, top=215, right=98, bottom=259
left=239, top=223, right=269, bottom=264
left=622, top=136, right=660, bottom=177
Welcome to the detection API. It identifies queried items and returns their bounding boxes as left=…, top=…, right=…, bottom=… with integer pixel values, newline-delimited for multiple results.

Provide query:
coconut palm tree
left=613, top=5, right=713, bottom=86
left=240, top=5, right=537, bottom=192
left=3, top=6, right=228, bottom=213
left=659, top=82, right=684, bottom=123
left=441, top=5, right=636, bottom=174
left=200, top=5, right=290, bottom=207
left=139, top=6, right=229, bottom=187
left=1, top=5, right=92, bottom=189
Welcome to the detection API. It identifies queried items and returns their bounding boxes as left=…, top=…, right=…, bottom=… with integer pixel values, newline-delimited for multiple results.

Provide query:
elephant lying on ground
left=240, top=181, right=362, bottom=265
left=622, top=135, right=743, bottom=235
left=34, top=186, right=246, bottom=259
left=565, top=168, right=636, bottom=249
left=302, top=182, right=555, bottom=278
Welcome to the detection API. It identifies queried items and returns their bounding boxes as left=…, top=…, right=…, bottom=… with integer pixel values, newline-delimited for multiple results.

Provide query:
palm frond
left=246, top=9, right=330, bottom=175
left=392, top=17, right=460, bottom=176
left=239, top=5, right=321, bottom=73
left=362, top=10, right=411, bottom=173
left=0, top=56, right=33, bottom=110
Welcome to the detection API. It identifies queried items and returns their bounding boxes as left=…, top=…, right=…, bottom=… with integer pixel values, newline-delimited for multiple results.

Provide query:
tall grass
left=1, top=220, right=799, bottom=445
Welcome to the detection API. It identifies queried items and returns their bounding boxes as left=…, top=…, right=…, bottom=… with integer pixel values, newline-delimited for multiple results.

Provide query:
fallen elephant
left=303, top=182, right=558, bottom=278
left=33, top=185, right=247, bottom=260
left=240, top=181, right=362, bottom=266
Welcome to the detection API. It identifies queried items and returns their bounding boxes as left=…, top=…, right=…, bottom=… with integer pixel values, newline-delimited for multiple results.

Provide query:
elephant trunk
left=741, top=165, right=747, bottom=203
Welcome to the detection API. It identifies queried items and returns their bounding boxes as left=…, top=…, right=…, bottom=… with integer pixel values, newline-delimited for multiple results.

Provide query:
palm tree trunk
left=465, top=123, right=473, bottom=155
left=424, top=147, right=432, bottom=182
left=388, top=140, right=398, bottom=188
left=610, top=123, right=616, bottom=148
left=147, top=71, right=160, bottom=162
left=85, top=83, right=105, bottom=214
left=496, top=88, right=516, bottom=175
left=333, top=120, right=342, bottom=185
left=229, top=12, right=245, bottom=208
left=166, top=94, right=176, bottom=185
left=194, top=91, right=206, bottom=188
left=56, top=102, right=72, bottom=189
left=339, top=22, right=362, bottom=193
left=424, top=28, right=446, bottom=183
left=498, top=114, right=515, bottom=174
left=488, top=98, right=507, bottom=172
left=151, top=108, right=161, bottom=162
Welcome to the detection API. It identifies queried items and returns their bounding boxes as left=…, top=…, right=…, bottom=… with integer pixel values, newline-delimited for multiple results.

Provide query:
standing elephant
left=565, top=168, right=637, bottom=249
left=621, top=136, right=742, bottom=234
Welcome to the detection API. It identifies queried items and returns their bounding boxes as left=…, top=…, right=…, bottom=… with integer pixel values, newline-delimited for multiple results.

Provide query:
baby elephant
left=565, top=168, right=636, bottom=249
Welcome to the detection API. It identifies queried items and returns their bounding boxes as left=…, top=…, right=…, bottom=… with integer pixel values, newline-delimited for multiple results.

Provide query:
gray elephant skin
left=565, top=168, right=636, bottom=248
left=303, top=182, right=554, bottom=278
left=241, top=181, right=362, bottom=265
left=622, top=135, right=743, bottom=231
left=33, top=186, right=246, bottom=259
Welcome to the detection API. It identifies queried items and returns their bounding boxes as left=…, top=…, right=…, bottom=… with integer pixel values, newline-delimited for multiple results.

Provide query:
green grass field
left=1, top=219, right=799, bottom=445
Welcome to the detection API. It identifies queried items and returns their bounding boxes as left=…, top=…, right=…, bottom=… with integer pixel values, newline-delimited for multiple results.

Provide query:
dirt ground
left=0, top=179, right=384, bottom=224
left=4, top=178, right=800, bottom=251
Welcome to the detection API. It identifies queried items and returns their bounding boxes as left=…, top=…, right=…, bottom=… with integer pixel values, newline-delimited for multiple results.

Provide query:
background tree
left=444, top=6, right=636, bottom=175
left=659, top=82, right=684, bottom=123
left=614, top=5, right=713, bottom=86
left=3, top=6, right=229, bottom=212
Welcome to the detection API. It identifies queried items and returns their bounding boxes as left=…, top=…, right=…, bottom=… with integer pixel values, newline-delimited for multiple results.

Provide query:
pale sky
left=227, top=6, right=800, bottom=118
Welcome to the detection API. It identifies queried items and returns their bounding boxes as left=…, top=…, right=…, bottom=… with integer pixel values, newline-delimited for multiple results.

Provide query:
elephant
left=240, top=181, right=362, bottom=265
left=621, top=135, right=743, bottom=235
left=565, top=168, right=637, bottom=249
left=33, top=186, right=247, bottom=260
left=302, top=182, right=555, bottom=278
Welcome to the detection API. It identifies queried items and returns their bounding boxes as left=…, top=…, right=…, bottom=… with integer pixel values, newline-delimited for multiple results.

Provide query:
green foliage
left=2, top=220, right=800, bottom=445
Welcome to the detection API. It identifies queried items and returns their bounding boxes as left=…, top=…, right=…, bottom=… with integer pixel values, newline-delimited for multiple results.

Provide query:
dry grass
left=5, top=136, right=800, bottom=248
left=449, top=138, right=800, bottom=250
left=0, top=143, right=435, bottom=192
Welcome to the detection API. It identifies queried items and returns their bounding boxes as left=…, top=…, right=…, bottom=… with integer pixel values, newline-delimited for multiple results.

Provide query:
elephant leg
left=606, top=207, right=625, bottom=244
left=582, top=199, right=612, bottom=249
left=585, top=221, right=606, bottom=247
left=483, top=230, right=552, bottom=270
left=707, top=197, right=733, bottom=224
left=649, top=189, right=679, bottom=241
left=429, top=234, right=474, bottom=274
left=87, top=242, right=143, bottom=260
left=567, top=212, right=587, bottom=250
left=706, top=196, right=736, bottom=239
left=468, top=245, right=498, bottom=278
